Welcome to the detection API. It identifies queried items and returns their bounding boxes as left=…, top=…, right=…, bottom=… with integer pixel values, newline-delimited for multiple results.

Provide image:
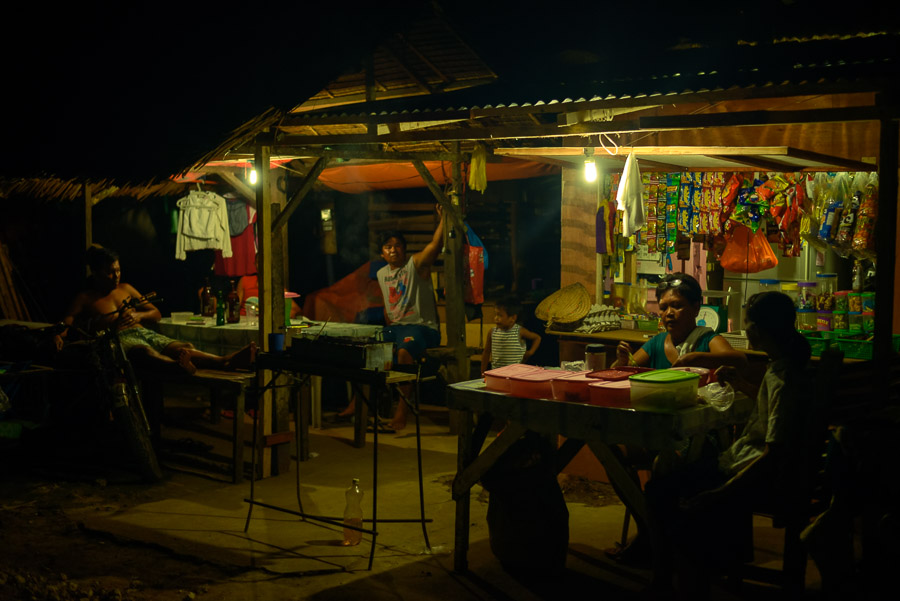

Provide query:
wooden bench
left=138, top=368, right=256, bottom=484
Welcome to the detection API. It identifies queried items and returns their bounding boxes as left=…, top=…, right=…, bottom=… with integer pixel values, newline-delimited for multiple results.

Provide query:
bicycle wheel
left=111, top=382, right=163, bottom=482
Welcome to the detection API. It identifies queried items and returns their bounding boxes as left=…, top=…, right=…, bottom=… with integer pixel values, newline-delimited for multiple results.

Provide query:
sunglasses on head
left=657, top=278, right=683, bottom=291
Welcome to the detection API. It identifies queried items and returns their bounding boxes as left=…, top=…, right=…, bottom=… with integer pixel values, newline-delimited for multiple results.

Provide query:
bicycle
left=62, top=293, right=164, bottom=482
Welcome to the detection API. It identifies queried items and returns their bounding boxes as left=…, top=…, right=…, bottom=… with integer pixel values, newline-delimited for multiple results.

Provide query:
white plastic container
left=550, top=371, right=595, bottom=403
left=483, top=364, right=542, bottom=393
left=629, top=369, right=700, bottom=411
left=171, top=311, right=192, bottom=323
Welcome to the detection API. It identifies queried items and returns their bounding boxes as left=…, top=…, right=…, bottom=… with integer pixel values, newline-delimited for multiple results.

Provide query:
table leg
left=587, top=441, right=649, bottom=527
left=297, top=383, right=309, bottom=462
left=310, top=375, right=322, bottom=429
left=233, top=388, right=245, bottom=484
left=354, top=384, right=369, bottom=448
left=453, top=408, right=474, bottom=572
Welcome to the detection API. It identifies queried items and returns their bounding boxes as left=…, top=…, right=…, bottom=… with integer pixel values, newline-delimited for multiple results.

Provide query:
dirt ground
left=0, top=436, right=619, bottom=601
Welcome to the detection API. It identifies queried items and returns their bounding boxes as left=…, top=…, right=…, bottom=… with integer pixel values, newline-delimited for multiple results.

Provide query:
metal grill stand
left=242, top=352, right=432, bottom=571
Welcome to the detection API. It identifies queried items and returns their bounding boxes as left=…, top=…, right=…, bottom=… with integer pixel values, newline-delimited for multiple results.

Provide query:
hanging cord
left=599, top=133, right=619, bottom=156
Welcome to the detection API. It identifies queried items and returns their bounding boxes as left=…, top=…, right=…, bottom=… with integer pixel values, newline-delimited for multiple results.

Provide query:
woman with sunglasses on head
left=612, top=273, right=747, bottom=371
left=604, top=272, right=747, bottom=567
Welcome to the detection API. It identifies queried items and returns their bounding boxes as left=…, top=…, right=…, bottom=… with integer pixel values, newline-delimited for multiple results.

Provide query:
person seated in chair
left=644, top=291, right=811, bottom=598
left=605, top=273, right=748, bottom=565
left=59, top=245, right=256, bottom=375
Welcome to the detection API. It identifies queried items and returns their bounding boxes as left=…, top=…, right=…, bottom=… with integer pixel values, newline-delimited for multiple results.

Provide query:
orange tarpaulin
left=317, top=158, right=558, bottom=194
left=302, top=261, right=384, bottom=323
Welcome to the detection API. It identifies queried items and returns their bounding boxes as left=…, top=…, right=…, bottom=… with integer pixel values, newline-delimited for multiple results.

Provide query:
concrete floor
left=73, top=399, right=823, bottom=600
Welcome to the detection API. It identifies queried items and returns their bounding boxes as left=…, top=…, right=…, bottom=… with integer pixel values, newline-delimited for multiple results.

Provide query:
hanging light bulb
left=584, top=148, right=597, bottom=183
left=248, top=165, right=258, bottom=185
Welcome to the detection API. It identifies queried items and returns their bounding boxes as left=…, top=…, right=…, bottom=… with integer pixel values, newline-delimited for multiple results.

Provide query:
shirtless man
left=59, top=245, right=255, bottom=374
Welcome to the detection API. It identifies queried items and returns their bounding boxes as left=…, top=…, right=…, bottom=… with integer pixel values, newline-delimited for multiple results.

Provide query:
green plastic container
left=629, top=369, right=699, bottom=411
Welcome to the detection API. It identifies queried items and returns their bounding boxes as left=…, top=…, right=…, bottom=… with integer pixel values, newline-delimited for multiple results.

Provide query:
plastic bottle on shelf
left=226, top=280, right=241, bottom=324
left=200, top=277, right=216, bottom=317
left=797, top=282, right=817, bottom=311
left=815, top=273, right=837, bottom=311
left=342, top=478, right=364, bottom=546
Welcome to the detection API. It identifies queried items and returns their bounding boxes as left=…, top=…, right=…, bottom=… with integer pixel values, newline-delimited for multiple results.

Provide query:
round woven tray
left=535, top=283, right=592, bottom=326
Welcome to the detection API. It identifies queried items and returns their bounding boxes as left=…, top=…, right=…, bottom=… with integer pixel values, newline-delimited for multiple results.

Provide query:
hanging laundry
left=215, top=202, right=257, bottom=277
left=224, top=193, right=250, bottom=236
left=618, top=152, right=645, bottom=237
left=175, top=190, right=232, bottom=260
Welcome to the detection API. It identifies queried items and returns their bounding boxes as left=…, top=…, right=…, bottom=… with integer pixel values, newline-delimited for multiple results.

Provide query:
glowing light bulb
left=584, top=158, right=597, bottom=183
left=249, top=169, right=258, bottom=185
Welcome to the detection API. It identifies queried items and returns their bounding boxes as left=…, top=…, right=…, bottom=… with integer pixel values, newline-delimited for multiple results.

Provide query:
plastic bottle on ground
left=342, top=478, right=364, bottom=546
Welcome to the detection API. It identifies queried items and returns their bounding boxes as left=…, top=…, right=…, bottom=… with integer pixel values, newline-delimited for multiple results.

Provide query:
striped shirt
left=490, top=324, right=526, bottom=368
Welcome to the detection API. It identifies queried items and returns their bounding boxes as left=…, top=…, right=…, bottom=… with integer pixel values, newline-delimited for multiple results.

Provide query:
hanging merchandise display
left=851, top=173, right=878, bottom=259
left=718, top=224, right=778, bottom=274
left=620, top=169, right=878, bottom=275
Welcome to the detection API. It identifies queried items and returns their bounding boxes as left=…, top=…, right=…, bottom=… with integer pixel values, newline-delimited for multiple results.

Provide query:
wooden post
left=410, top=158, right=467, bottom=382
left=446, top=147, right=469, bottom=382
left=270, top=197, right=291, bottom=475
left=875, top=111, right=898, bottom=371
left=255, top=140, right=275, bottom=478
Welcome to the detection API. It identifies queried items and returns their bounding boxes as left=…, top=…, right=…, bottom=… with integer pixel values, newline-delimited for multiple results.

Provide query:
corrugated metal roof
left=286, top=34, right=900, bottom=123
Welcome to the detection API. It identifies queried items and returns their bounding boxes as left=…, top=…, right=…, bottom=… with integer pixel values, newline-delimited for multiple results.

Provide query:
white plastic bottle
left=342, top=478, right=364, bottom=546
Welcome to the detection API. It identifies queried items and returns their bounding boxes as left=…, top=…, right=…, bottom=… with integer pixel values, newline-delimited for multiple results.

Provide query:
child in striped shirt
left=481, top=297, right=541, bottom=374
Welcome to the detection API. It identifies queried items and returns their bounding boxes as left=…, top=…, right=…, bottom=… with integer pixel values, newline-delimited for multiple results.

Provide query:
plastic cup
left=268, top=332, right=285, bottom=353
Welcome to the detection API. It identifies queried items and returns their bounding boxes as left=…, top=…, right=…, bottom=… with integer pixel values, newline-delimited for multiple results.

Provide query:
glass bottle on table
left=201, top=277, right=216, bottom=317
left=215, top=290, right=226, bottom=326
left=342, top=478, right=364, bottom=546
left=226, top=280, right=241, bottom=324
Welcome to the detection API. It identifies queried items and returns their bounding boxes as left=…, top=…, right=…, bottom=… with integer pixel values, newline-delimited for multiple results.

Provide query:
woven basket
left=535, top=283, right=592, bottom=327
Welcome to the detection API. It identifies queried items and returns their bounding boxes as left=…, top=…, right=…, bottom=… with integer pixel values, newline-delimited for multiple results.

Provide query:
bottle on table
left=201, top=277, right=216, bottom=317
left=342, top=478, right=364, bottom=546
left=215, top=290, right=226, bottom=326
left=226, top=280, right=241, bottom=324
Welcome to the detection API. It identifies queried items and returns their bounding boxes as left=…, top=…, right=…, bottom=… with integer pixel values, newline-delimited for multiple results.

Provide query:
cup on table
left=268, top=332, right=285, bottom=353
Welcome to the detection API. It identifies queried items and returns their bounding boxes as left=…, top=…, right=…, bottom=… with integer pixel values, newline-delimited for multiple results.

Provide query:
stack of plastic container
left=815, top=273, right=837, bottom=333
left=796, top=281, right=817, bottom=331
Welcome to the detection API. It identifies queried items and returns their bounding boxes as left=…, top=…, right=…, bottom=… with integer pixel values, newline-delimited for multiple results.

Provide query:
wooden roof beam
left=377, top=44, right=434, bottom=94
left=272, top=157, right=329, bottom=233
left=638, top=104, right=896, bottom=130
left=275, top=119, right=643, bottom=146
left=706, top=154, right=796, bottom=172
left=281, top=110, right=473, bottom=127
left=207, top=168, right=256, bottom=206
left=231, top=146, right=475, bottom=162
left=397, top=34, right=450, bottom=83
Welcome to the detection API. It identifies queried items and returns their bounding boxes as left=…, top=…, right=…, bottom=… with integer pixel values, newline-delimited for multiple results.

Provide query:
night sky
left=1, top=0, right=896, bottom=183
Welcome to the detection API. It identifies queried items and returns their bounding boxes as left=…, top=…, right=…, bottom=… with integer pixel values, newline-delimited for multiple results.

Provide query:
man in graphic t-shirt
left=375, top=205, right=444, bottom=430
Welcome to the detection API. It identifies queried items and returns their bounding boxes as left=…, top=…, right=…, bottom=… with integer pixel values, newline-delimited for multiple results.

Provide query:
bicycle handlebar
left=98, top=292, right=161, bottom=319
